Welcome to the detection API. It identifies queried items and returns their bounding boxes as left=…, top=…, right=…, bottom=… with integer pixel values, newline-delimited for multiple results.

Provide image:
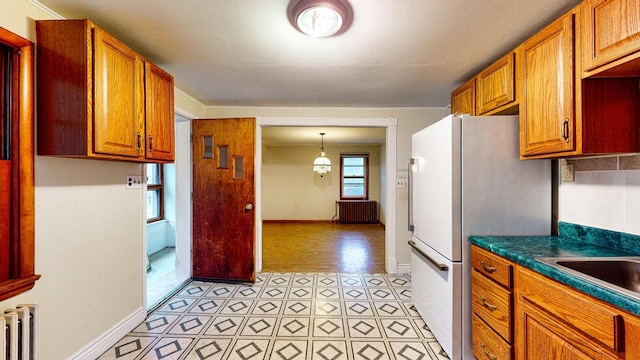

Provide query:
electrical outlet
left=126, top=175, right=142, bottom=189
left=396, top=178, right=406, bottom=189
left=561, top=164, right=575, bottom=182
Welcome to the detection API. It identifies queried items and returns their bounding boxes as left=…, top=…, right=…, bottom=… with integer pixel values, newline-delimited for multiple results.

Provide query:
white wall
left=262, top=144, right=381, bottom=221
left=559, top=156, right=640, bottom=235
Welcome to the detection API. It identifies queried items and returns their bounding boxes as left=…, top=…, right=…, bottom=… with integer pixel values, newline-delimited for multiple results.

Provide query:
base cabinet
left=471, top=247, right=640, bottom=360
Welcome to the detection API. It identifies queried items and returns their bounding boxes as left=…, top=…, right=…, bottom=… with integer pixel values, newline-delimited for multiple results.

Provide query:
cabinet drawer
left=472, top=270, right=512, bottom=341
left=471, top=246, right=513, bottom=289
left=472, top=313, right=512, bottom=360
left=515, top=266, right=624, bottom=352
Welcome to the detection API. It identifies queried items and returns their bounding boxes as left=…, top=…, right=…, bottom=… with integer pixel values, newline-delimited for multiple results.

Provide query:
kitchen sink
left=536, top=256, right=640, bottom=301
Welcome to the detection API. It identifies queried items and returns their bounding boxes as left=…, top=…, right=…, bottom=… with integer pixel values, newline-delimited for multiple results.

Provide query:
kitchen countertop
left=469, top=222, right=640, bottom=316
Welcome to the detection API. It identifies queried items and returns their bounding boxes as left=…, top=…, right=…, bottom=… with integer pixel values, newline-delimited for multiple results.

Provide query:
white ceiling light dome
left=288, top=0, right=353, bottom=37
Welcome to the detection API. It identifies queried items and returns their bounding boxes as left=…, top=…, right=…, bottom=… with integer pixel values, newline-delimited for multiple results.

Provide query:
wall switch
left=396, top=178, right=406, bottom=189
left=561, top=163, right=575, bottom=182
left=126, top=175, right=142, bottom=189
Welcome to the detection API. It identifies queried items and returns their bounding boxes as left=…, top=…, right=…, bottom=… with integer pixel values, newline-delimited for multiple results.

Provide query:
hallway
left=98, top=273, right=449, bottom=359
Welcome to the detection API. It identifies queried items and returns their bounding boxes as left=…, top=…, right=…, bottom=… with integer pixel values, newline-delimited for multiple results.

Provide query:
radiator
left=336, top=200, right=378, bottom=224
left=2, top=304, right=39, bottom=360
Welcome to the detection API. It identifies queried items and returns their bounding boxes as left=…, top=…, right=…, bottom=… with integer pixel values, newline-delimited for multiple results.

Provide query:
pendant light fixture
left=288, top=0, right=353, bottom=37
left=313, top=132, right=332, bottom=177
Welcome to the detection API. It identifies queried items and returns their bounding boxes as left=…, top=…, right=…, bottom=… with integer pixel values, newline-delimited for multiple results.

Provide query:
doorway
left=255, top=117, right=398, bottom=274
left=146, top=114, right=192, bottom=309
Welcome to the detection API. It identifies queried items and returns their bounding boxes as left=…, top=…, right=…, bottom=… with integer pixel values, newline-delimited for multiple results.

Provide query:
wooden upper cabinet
left=582, top=0, right=640, bottom=75
left=36, top=19, right=174, bottom=163
left=93, top=27, right=144, bottom=159
left=520, top=11, right=577, bottom=158
left=476, top=50, right=516, bottom=115
left=145, top=62, right=175, bottom=162
left=451, top=78, right=475, bottom=115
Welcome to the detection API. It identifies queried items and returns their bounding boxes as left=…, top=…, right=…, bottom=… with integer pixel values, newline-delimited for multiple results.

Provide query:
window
left=0, top=28, right=39, bottom=301
left=340, top=154, right=369, bottom=199
left=147, top=164, right=164, bottom=222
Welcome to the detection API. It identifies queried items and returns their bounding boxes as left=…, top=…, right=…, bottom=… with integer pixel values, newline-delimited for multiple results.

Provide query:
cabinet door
left=582, top=0, right=640, bottom=72
left=145, top=62, right=175, bottom=162
left=517, top=299, right=618, bottom=360
left=93, top=27, right=143, bottom=158
left=520, top=13, right=576, bottom=157
left=451, top=78, right=475, bottom=115
left=476, top=52, right=515, bottom=114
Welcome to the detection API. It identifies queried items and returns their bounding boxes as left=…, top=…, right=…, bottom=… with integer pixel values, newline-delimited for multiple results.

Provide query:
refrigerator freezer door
left=411, top=115, right=462, bottom=261
left=410, top=237, right=462, bottom=360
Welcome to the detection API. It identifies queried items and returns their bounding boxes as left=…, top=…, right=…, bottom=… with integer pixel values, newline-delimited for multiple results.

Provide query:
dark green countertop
left=469, top=222, right=640, bottom=316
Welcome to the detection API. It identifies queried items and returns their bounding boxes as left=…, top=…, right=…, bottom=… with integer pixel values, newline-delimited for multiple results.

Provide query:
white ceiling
left=34, top=0, right=580, bottom=145
left=35, top=0, right=581, bottom=109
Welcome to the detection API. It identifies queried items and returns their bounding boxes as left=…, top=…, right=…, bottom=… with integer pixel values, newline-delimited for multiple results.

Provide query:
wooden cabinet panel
left=471, top=245, right=513, bottom=289
left=36, top=19, right=174, bottom=163
left=582, top=0, right=640, bottom=73
left=472, top=270, right=512, bottom=341
left=515, top=266, right=623, bottom=355
left=476, top=52, right=515, bottom=114
left=145, top=62, right=175, bottom=162
left=472, top=313, right=512, bottom=360
left=451, top=78, right=475, bottom=115
left=93, top=27, right=143, bottom=158
left=520, top=11, right=576, bottom=157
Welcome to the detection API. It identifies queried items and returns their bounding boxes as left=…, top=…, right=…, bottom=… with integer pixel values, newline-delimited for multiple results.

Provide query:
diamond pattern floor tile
left=98, top=273, right=449, bottom=360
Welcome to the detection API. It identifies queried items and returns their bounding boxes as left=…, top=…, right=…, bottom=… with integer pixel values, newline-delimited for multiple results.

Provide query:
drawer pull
left=480, top=261, right=496, bottom=273
left=480, top=343, right=497, bottom=360
left=481, top=297, right=498, bottom=311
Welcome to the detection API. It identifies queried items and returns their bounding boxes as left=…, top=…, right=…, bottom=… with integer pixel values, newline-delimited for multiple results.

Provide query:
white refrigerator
left=408, top=114, right=551, bottom=360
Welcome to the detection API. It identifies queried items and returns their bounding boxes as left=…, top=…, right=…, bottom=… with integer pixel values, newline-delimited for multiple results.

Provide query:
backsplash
left=558, top=154, right=640, bottom=236
left=559, top=221, right=640, bottom=254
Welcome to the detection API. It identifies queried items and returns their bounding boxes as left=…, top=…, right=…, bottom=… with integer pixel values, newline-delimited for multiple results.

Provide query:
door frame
left=256, top=117, right=398, bottom=273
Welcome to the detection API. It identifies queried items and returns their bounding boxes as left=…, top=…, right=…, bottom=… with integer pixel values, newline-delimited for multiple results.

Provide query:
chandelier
left=313, top=132, right=331, bottom=177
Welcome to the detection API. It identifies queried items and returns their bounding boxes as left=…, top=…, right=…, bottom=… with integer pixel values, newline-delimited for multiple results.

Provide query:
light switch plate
left=126, top=175, right=142, bottom=189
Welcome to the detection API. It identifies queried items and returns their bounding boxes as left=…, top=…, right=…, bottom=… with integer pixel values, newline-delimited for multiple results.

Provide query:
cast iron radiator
left=335, top=200, right=379, bottom=224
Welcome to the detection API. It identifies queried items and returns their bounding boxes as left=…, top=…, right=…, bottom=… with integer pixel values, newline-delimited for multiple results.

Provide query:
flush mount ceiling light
left=288, top=0, right=353, bottom=37
left=313, top=132, right=332, bottom=177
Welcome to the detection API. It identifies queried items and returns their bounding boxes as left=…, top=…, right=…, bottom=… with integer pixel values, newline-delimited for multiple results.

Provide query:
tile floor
left=147, top=247, right=186, bottom=309
left=99, top=273, right=450, bottom=360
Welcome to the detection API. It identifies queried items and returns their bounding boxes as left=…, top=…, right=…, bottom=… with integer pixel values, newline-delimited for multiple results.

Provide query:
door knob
left=245, top=203, right=254, bottom=211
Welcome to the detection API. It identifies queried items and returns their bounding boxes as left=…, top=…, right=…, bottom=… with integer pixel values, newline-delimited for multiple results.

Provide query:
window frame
left=0, top=27, right=39, bottom=301
left=146, top=163, right=164, bottom=223
left=340, top=153, right=369, bottom=200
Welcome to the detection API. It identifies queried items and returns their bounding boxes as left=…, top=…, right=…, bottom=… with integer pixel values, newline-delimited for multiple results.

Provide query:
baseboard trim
left=262, top=220, right=333, bottom=223
left=70, top=306, right=146, bottom=360
left=396, top=263, right=411, bottom=274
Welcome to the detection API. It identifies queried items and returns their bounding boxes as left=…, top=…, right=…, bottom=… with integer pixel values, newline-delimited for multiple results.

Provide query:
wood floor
left=261, top=222, right=386, bottom=273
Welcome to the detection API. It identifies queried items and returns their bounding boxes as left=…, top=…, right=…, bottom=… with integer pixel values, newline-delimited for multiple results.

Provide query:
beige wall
left=262, top=144, right=381, bottom=221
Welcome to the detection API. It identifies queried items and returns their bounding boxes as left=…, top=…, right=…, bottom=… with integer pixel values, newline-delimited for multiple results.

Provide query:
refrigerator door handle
left=408, top=240, right=449, bottom=271
left=408, top=158, right=415, bottom=232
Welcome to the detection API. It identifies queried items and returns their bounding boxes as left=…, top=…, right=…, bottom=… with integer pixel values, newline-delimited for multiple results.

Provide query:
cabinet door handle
left=148, top=136, right=154, bottom=151
left=137, top=132, right=142, bottom=149
left=480, top=343, right=498, bottom=360
left=562, top=118, right=570, bottom=142
left=480, top=261, right=496, bottom=273
left=481, top=297, right=498, bottom=311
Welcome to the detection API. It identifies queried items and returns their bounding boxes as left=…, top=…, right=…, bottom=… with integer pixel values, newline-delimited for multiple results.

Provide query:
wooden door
left=93, top=27, right=143, bottom=158
left=144, top=62, right=175, bottom=162
left=192, top=118, right=256, bottom=282
left=520, top=12, right=576, bottom=157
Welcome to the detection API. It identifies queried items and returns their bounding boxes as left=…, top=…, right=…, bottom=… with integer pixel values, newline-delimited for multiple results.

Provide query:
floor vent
left=2, top=304, right=39, bottom=360
left=336, top=200, right=379, bottom=224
